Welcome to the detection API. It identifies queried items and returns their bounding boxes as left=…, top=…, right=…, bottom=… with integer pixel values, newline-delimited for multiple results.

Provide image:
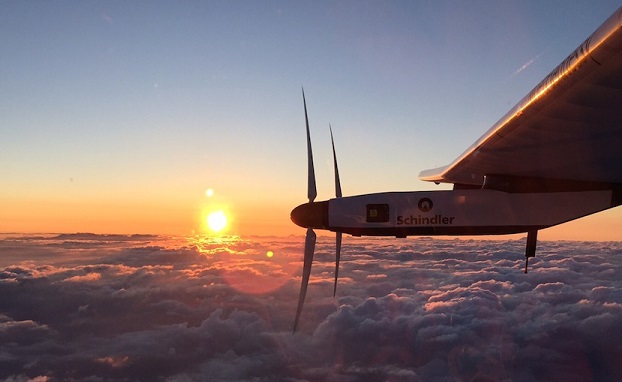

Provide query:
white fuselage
left=327, top=189, right=614, bottom=237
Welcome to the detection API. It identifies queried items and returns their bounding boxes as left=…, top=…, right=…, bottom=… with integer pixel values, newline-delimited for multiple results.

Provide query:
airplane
left=291, top=6, right=622, bottom=332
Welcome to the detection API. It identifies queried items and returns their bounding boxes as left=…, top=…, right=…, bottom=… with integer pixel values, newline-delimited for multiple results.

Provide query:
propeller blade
left=330, top=125, right=343, bottom=296
left=333, top=231, right=342, bottom=297
left=293, top=228, right=316, bottom=332
left=330, top=125, right=342, bottom=198
left=303, top=89, right=317, bottom=203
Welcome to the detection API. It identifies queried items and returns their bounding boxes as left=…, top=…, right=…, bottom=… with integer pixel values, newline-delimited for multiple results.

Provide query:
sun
left=206, top=210, right=228, bottom=233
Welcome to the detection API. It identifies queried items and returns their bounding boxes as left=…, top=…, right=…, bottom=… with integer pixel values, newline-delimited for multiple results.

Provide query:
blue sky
left=2, top=1, right=622, bottom=237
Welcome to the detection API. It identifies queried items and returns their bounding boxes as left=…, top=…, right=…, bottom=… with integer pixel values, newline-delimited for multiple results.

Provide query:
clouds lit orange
left=2, top=234, right=622, bottom=380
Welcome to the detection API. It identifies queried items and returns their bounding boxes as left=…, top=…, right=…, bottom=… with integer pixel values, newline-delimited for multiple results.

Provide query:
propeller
left=292, top=90, right=344, bottom=332
left=293, top=89, right=317, bottom=332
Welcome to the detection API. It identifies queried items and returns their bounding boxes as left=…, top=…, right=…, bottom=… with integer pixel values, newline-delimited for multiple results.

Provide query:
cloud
left=100, top=12, right=114, bottom=25
left=0, top=234, right=621, bottom=380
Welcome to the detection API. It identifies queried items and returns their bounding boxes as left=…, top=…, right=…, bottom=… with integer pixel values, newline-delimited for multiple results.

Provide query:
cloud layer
left=1, top=234, right=621, bottom=381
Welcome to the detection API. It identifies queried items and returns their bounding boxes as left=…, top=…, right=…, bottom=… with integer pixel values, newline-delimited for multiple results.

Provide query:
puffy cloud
left=0, top=234, right=621, bottom=380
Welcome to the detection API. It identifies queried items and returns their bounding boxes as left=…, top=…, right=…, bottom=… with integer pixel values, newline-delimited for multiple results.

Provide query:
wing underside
left=419, top=7, right=622, bottom=189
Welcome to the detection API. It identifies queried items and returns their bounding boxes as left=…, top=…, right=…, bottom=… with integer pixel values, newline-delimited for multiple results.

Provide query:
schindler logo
left=397, top=214, right=455, bottom=225
left=418, top=198, right=433, bottom=212
left=397, top=197, right=456, bottom=226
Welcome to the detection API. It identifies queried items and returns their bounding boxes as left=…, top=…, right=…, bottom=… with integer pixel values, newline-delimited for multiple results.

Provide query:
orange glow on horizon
left=1, top=193, right=620, bottom=242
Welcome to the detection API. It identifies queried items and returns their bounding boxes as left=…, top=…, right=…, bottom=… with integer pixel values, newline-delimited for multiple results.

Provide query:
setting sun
left=207, top=210, right=228, bottom=233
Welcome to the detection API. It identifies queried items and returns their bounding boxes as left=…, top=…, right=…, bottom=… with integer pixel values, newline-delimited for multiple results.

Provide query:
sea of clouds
left=1, top=233, right=621, bottom=381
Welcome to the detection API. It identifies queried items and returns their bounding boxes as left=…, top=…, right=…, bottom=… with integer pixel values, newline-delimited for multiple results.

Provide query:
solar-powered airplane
left=291, top=7, right=622, bottom=331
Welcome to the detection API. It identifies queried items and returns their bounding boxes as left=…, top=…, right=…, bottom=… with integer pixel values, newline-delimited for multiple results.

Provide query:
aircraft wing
left=419, top=7, right=622, bottom=189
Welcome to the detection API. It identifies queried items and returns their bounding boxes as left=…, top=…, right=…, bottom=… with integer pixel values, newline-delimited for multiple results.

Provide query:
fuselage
left=291, top=189, right=616, bottom=237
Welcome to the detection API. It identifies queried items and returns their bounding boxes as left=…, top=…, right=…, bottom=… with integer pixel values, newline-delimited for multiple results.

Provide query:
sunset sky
left=2, top=1, right=622, bottom=240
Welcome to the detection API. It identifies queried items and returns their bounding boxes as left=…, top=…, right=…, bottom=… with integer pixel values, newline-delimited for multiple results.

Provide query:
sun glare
left=207, top=210, right=228, bottom=233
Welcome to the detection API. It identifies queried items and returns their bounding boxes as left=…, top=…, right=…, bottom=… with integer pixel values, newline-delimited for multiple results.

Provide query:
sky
left=1, top=234, right=621, bottom=381
left=2, top=1, right=622, bottom=240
